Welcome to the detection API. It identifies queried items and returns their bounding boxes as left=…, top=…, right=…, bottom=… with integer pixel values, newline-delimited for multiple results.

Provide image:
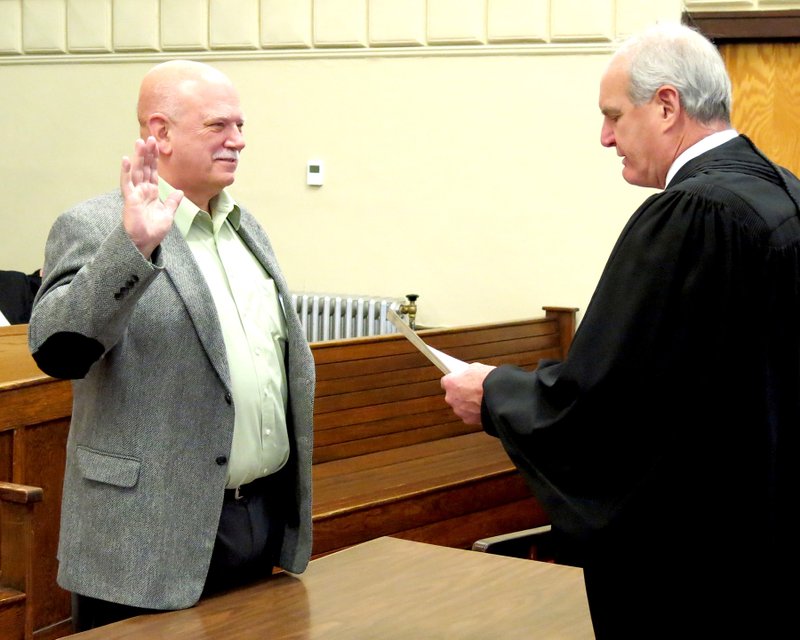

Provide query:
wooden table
left=66, top=536, right=594, bottom=639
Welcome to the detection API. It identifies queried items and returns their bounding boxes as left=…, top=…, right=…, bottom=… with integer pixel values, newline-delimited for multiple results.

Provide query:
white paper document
left=387, top=309, right=469, bottom=375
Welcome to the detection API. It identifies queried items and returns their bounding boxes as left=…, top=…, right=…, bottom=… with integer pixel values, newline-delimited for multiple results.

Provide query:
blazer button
left=216, top=456, right=227, bottom=465
left=224, top=392, right=232, bottom=405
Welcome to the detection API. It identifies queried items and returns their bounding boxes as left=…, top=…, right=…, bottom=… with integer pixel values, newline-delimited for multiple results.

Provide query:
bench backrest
left=311, top=307, right=576, bottom=463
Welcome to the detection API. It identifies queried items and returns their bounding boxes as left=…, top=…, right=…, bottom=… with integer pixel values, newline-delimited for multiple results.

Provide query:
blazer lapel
left=160, top=226, right=231, bottom=390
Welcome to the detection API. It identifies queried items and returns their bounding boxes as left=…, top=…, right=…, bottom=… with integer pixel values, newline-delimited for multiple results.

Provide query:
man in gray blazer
left=28, top=60, right=315, bottom=631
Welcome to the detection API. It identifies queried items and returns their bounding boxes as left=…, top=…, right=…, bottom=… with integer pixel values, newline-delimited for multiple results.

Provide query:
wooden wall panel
left=720, top=42, right=800, bottom=176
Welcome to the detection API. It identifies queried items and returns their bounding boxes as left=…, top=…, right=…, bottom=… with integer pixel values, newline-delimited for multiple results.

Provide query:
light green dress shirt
left=160, top=179, right=290, bottom=488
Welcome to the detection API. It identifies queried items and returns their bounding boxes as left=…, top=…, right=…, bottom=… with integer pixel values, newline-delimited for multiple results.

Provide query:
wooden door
left=719, top=42, right=800, bottom=176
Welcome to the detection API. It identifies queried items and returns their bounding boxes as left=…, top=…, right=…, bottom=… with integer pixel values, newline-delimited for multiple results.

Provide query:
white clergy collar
left=665, top=128, right=739, bottom=188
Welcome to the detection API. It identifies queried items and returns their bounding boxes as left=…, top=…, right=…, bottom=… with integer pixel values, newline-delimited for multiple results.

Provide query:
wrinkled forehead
left=175, top=76, right=244, bottom=121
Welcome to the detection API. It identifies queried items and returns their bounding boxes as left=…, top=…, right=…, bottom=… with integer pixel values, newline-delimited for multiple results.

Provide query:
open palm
left=121, top=136, right=183, bottom=259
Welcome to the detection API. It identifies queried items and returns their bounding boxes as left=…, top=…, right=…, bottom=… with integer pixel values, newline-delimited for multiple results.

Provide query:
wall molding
left=685, top=9, right=800, bottom=41
left=0, top=41, right=618, bottom=66
left=0, top=0, right=686, bottom=66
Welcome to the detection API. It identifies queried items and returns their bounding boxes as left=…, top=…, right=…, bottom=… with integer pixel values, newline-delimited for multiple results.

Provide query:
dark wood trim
left=683, top=10, right=800, bottom=43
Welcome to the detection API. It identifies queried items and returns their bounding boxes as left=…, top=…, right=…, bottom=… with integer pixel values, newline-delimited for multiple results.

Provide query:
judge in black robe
left=484, top=135, right=797, bottom=637
left=443, top=24, right=797, bottom=639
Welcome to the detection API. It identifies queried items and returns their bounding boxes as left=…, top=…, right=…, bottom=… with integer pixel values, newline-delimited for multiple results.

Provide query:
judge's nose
left=600, top=124, right=616, bottom=148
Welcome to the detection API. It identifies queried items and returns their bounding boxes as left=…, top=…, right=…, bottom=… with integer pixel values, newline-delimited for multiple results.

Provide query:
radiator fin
left=289, top=293, right=404, bottom=342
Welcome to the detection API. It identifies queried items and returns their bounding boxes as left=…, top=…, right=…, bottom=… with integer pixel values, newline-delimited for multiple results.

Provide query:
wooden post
left=0, top=482, right=43, bottom=640
left=542, top=307, right=578, bottom=360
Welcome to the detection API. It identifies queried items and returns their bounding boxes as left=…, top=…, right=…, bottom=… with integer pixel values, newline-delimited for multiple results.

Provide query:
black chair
left=472, top=525, right=558, bottom=563
left=0, top=270, right=42, bottom=325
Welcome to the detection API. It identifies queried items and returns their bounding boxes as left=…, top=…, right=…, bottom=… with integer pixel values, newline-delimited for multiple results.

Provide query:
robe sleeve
left=481, top=184, right=769, bottom=538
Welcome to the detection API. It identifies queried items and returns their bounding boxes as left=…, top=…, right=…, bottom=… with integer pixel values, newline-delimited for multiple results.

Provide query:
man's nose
left=227, top=127, right=245, bottom=150
left=600, top=123, right=615, bottom=148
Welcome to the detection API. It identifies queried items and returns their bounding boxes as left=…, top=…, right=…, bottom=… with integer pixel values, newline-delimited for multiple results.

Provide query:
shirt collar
left=159, top=178, right=241, bottom=238
left=665, top=129, right=739, bottom=188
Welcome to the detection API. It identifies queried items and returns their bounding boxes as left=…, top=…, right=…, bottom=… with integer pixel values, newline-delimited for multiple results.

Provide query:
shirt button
left=265, top=428, right=272, bottom=436
left=215, top=456, right=227, bottom=465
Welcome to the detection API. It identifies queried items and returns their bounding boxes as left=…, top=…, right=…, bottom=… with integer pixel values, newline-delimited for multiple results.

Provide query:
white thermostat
left=307, top=159, right=324, bottom=186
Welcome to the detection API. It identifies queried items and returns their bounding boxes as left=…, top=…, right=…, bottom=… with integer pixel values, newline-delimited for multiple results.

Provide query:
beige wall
left=1, top=0, right=694, bottom=327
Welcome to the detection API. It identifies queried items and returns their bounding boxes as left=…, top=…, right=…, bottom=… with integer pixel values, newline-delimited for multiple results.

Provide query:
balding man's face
left=162, top=78, right=245, bottom=209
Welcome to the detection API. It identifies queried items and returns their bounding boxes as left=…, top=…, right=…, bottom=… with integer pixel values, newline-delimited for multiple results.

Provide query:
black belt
left=223, top=474, right=279, bottom=503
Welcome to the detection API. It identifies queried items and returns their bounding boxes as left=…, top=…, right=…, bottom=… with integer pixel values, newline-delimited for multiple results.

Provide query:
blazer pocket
left=76, top=445, right=141, bottom=488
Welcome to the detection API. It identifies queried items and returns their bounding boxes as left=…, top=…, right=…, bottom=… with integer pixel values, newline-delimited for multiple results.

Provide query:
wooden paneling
left=685, top=10, right=800, bottom=42
left=687, top=10, right=800, bottom=176
left=0, top=588, right=26, bottom=640
left=311, top=310, right=576, bottom=463
left=0, top=327, right=72, bottom=640
left=0, top=482, right=42, bottom=639
left=719, top=41, right=800, bottom=176
left=310, top=308, right=577, bottom=557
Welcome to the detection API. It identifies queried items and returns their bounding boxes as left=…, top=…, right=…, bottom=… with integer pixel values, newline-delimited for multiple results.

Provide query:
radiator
left=289, top=293, right=404, bottom=342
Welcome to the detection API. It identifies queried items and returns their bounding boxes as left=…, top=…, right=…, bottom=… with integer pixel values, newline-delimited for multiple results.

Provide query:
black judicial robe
left=481, top=136, right=798, bottom=638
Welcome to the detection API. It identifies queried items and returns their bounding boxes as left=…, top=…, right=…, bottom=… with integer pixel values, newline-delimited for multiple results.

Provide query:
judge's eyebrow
left=601, top=106, right=623, bottom=120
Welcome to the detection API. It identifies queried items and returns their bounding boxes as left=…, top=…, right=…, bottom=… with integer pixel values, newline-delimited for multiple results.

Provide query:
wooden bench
left=0, top=307, right=576, bottom=638
left=0, top=482, right=43, bottom=640
left=1, top=325, right=71, bottom=640
left=310, top=307, right=576, bottom=556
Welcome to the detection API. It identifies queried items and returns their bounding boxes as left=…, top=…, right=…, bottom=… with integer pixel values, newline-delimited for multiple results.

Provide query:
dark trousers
left=72, top=478, right=284, bottom=632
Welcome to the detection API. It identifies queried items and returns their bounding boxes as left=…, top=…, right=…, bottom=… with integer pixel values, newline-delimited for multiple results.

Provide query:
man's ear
left=655, top=85, right=681, bottom=124
left=146, top=114, right=172, bottom=154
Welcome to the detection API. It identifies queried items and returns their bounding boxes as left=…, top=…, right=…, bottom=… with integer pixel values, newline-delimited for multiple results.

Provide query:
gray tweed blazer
left=28, top=190, right=315, bottom=610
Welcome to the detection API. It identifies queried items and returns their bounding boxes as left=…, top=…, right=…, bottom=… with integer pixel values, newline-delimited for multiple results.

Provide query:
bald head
left=137, top=60, right=236, bottom=137
left=136, top=59, right=246, bottom=211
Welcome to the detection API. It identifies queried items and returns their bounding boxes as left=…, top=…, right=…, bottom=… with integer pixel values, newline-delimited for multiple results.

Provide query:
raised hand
left=120, top=136, right=183, bottom=259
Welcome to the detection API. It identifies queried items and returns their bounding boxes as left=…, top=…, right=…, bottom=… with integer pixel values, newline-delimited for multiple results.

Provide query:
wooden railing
left=0, top=307, right=577, bottom=638
left=310, top=308, right=576, bottom=556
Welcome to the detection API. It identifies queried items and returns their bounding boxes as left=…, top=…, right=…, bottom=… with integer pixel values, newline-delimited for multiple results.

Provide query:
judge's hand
left=441, top=362, right=496, bottom=425
left=120, top=136, right=183, bottom=259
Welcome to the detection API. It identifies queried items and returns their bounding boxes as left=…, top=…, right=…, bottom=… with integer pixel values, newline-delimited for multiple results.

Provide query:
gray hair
left=614, top=22, right=732, bottom=125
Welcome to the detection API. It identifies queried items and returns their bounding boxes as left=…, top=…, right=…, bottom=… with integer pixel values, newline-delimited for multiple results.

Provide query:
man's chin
left=213, top=170, right=237, bottom=187
left=622, top=168, right=650, bottom=188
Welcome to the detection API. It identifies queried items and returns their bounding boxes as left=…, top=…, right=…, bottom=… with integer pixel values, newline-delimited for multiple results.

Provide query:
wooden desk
left=66, top=537, right=595, bottom=639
